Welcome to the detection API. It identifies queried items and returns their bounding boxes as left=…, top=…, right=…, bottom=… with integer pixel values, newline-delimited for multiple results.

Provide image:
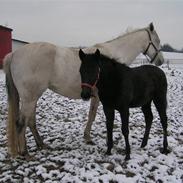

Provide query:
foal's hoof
left=105, top=150, right=112, bottom=155
left=125, top=155, right=130, bottom=161
left=160, top=148, right=171, bottom=155
left=140, top=142, right=147, bottom=148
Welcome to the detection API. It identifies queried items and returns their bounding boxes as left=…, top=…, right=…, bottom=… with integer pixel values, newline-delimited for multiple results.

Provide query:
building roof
left=12, top=38, right=29, bottom=44
left=0, top=25, right=13, bottom=31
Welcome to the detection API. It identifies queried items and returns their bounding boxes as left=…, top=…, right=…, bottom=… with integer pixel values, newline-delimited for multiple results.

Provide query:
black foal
left=79, top=49, right=169, bottom=160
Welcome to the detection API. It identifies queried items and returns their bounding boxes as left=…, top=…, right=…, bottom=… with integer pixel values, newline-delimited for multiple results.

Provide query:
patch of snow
left=0, top=67, right=183, bottom=182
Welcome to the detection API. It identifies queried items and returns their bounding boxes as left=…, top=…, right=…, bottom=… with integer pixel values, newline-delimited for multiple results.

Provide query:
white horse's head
left=143, top=23, right=164, bottom=66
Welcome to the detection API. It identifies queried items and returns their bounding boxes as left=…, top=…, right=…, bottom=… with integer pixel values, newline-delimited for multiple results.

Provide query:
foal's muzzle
left=81, top=87, right=92, bottom=101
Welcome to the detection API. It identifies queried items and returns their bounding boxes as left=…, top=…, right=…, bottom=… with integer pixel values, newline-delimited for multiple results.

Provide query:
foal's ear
left=95, top=49, right=100, bottom=58
left=79, top=49, right=85, bottom=61
left=95, top=49, right=101, bottom=66
left=149, top=22, right=154, bottom=32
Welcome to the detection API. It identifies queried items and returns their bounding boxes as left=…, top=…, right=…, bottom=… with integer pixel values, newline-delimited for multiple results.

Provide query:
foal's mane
left=99, top=53, right=129, bottom=69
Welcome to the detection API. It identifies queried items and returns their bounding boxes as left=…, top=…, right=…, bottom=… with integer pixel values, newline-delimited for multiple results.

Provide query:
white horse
left=4, top=23, right=164, bottom=157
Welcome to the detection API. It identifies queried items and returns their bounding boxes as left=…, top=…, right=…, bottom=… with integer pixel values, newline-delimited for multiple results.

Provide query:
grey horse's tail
left=3, top=53, right=20, bottom=157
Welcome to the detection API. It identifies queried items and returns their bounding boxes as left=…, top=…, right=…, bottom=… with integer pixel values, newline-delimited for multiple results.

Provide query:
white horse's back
left=11, top=42, right=56, bottom=101
left=5, top=42, right=82, bottom=101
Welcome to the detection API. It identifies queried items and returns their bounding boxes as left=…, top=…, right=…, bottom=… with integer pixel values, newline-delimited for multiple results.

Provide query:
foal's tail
left=3, top=53, right=19, bottom=157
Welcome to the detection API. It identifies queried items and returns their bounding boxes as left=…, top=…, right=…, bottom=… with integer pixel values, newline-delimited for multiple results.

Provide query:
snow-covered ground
left=0, top=65, right=183, bottom=183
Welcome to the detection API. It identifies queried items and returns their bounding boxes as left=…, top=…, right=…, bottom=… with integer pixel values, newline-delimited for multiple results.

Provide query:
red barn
left=0, top=25, right=12, bottom=69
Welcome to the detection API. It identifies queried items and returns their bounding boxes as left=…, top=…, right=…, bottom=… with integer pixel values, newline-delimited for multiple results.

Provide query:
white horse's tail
left=3, top=53, right=19, bottom=157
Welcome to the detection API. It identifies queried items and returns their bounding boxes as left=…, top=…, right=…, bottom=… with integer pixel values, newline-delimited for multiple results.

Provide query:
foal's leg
left=119, top=108, right=131, bottom=160
left=84, top=91, right=100, bottom=144
left=103, top=106, right=115, bottom=155
left=153, top=98, right=169, bottom=154
left=141, top=103, right=153, bottom=148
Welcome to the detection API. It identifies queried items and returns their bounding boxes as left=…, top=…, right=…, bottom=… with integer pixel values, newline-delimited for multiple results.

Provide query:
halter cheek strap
left=81, top=68, right=100, bottom=89
left=143, top=29, right=160, bottom=63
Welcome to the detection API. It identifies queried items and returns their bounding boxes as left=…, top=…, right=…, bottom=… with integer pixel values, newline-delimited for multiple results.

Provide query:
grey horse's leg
left=16, top=100, right=37, bottom=156
left=17, top=99, right=46, bottom=157
left=28, top=104, right=45, bottom=150
left=84, top=89, right=99, bottom=144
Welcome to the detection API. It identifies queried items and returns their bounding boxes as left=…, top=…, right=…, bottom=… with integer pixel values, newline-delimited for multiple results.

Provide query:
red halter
left=81, top=68, right=100, bottom=89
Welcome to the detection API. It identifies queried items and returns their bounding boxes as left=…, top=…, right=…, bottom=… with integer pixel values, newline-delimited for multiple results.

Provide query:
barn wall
left=0, top=26, right=12, bottom=69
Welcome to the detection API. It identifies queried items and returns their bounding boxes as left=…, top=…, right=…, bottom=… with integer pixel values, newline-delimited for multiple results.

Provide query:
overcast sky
left=0, top=0, right=182, bottom=49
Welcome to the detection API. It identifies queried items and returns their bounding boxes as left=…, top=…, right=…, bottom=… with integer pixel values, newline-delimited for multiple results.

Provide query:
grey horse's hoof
left=86, top=140, right=95, bottom=145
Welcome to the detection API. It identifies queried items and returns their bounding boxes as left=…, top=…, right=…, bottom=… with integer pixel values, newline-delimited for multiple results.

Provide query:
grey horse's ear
left=79, top=49, right=85, bottom=61
left=95, top=49, right=100, bottom=58
left=149, top=22, right=154, bottom=32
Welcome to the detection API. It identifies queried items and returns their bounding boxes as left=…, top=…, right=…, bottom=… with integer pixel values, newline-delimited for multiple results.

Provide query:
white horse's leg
left=16, top=113, right=28, bottom=156
left=29, top=120, right=45, bottom=150
left=16, top=102, right=31, bottom=156
left=84, top=91, right=100, bottom=144
left=27, top=101, right=46, bottom=150
left=17, top=100, right=40, bottom=156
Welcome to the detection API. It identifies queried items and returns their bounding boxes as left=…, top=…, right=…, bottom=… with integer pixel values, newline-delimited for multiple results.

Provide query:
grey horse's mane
left=104, top=26, right=149, bottom=44
left=77, top=26, right=150, bottom=49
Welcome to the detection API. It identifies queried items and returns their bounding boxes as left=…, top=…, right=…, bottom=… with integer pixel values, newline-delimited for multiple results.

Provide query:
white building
left=134, top=52, right=183, bottom=66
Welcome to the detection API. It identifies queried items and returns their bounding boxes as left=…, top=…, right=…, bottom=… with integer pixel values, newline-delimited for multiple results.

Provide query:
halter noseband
left=81, top=68, right=100, bottom=90
left=143, top=29, right=160, bottom=63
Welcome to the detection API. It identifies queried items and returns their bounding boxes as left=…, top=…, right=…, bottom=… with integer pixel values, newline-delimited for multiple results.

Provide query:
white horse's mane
left=105, top=26, right=149, bottom=44
left=120, top=26, right=149, bottom=37
left=75, top=26, right=150, bottom=49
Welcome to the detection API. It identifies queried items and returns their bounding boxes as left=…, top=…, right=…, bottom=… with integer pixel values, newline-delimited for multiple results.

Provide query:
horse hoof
left=125, top=155, right=130, bottom=161
left=105, top=151, right=112, bottom=155
left=86, top=140, right=95, bottom=145
left=140, top=141, right=147, bottom=148
left=16, top=154, right=36, bottom=161
left=38, top=143, right=49, bottom=150
left=25, top=154, right=36, bottom=161
left=160, top=148, right=170, bottom=155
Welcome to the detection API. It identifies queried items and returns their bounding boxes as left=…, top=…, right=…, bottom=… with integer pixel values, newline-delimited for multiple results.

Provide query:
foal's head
left=79, top=49, right=100, bottom=101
